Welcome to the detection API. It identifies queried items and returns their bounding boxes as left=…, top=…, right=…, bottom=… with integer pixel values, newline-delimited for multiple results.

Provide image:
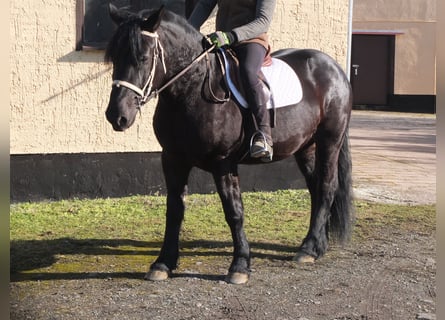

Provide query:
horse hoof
left=226, top=272, right=249, bottom=285
left=145, top=269, right=169, bottom=281
left=293, top=253, right=315, bottom=264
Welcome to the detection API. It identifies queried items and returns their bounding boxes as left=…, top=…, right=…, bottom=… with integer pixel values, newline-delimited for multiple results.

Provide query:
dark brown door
left=350, top=34, right=394, bottom=105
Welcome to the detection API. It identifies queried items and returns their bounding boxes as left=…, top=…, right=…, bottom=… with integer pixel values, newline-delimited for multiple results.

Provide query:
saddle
left=216, top=48, right=303, bottom=126
left=216, top=48, right=273, bottom=111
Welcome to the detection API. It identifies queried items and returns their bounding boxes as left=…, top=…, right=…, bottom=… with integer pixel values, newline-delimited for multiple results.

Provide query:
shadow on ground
left=10, top=238, right=297, bottom=282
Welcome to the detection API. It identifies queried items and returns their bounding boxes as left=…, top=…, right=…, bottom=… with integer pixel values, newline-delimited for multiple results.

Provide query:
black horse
left=105, top=5, right=354, bottom=284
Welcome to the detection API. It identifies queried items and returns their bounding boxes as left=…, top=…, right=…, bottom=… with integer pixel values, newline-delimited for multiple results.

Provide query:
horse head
left=105, top=4, right=165, bottom=131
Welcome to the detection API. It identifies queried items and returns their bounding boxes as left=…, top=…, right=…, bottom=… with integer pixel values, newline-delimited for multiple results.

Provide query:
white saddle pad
left=221, top=51, right=303, bottom=109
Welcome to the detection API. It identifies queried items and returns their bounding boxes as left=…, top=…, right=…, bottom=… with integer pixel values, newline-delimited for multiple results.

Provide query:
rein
left=112, top=30, right=219, bottom=107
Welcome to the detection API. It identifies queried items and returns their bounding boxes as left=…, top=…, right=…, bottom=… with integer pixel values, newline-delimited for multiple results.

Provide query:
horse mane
left=105, top=8, right=201, bottom=66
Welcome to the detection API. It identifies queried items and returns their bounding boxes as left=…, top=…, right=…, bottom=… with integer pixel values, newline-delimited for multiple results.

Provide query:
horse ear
left=140, top=6, right=165, bottom=32
left=109, top=3, right=131, bottom=25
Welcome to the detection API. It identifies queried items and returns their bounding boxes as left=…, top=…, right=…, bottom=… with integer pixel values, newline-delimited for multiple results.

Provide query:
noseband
left=112, top=30, right=221, bottom=108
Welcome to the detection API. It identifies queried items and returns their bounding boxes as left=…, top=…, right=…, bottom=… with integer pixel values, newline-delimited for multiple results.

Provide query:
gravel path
left=350, top=111, right=436, bottom=205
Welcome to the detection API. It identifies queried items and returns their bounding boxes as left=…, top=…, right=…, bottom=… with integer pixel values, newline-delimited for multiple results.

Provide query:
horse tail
left=329, top=131, right=355, bottom=244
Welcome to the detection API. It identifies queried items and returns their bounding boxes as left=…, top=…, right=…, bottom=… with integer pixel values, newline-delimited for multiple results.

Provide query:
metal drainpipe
left=346, top=0, right=354, bottom=81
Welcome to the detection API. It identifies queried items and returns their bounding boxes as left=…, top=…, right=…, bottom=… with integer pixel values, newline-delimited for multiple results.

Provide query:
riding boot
left=248, top=83, right=273, bottom=162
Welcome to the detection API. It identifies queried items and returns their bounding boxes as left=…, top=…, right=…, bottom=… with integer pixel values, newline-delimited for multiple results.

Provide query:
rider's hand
left=206, top=31, right=235, bottom=48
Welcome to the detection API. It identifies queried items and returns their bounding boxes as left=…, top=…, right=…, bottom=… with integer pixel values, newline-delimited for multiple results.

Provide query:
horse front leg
left=145, top=152, right=191, bottom=281
left=213, top=168, right=250, bottom=284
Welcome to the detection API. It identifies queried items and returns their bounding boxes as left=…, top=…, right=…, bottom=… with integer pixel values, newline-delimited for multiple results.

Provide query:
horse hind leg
left=293, top=144, right=317, bottom=263
left=294, top=132, right=353, bottom=263
left=295, top=143, right=317, bottom=196
left=297, top=141, right=339, bottom=262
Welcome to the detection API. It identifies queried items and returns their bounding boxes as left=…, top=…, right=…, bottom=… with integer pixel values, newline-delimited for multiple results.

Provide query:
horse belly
left=154, top=102, right=245, bottom=163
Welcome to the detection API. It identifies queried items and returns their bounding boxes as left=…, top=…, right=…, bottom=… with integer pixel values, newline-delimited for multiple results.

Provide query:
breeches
left=233, top=42, right=267, bottom=106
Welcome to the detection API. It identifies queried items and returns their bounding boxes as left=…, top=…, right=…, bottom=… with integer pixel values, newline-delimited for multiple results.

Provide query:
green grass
left=10, top=190, right=435, bottom=279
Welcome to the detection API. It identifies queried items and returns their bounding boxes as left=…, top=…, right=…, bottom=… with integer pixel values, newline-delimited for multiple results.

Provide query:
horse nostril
left=118, top=116, right=128, bottom=127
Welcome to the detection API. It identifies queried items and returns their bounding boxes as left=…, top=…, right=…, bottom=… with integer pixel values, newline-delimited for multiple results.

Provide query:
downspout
left=346, top=0, right=354, bottom=81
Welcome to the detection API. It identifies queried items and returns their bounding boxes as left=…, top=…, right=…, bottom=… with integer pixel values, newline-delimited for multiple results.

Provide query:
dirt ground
left=10, top=111, right=436, bottom=320
left=10, top=226, right=436, bottom=320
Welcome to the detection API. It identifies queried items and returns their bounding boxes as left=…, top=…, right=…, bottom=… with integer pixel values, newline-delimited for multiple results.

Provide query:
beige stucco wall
left=353, top=0, right=436, bottom=95
left=10, top=0, right=349, bottom=155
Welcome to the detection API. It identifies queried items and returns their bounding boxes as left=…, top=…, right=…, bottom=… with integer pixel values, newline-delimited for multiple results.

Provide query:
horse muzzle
left=105, top=104, right=136, bottom=132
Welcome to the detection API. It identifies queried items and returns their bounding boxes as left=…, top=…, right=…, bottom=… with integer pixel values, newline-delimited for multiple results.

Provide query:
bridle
left=112, top=30, right=165, bottom=107
left=112, top=30, right=227, bottom=108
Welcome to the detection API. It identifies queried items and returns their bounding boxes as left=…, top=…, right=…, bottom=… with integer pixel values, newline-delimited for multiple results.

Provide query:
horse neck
left=156, top=24, right=223, bottom=104
left=158, top=22, right=206, bottom=77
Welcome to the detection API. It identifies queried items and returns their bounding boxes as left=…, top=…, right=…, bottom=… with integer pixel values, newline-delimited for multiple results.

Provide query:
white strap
left=112, top=80, right=145, bottom=97
left=141, top=30, right=159, bottom=38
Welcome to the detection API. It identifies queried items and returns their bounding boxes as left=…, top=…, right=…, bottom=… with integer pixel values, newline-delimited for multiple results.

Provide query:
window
left=77, top=0, right=128, bottom=50
left=76, top=0, right=195, bottom=50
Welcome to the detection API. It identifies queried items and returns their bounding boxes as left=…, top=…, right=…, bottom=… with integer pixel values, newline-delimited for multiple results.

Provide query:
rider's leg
left=233, top=43, right=273, bottom=160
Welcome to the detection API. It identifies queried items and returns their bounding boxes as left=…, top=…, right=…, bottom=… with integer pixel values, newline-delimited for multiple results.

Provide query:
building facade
left=10, top=0, right=351, bottom=201
left=351, top=0, right=436, bottom=112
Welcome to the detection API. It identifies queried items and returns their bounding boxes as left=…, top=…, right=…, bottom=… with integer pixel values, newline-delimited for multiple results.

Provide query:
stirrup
left=249, top=130, right=273, bottom=162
